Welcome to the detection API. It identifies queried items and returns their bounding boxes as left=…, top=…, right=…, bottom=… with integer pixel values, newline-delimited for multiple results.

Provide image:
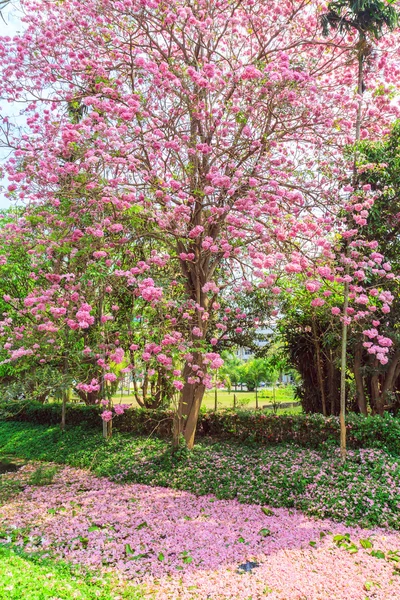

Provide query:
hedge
left=1, top=400, right=400, bottom=454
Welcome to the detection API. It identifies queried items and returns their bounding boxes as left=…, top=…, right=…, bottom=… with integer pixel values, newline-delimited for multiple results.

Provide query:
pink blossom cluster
left=0, top=0, right=399, bottom=399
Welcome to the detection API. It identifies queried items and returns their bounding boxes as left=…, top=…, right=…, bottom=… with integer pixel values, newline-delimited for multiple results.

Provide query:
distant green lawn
left=202, top=388, right=298, bottom=411
left=110, top=387, right=301, bottom=413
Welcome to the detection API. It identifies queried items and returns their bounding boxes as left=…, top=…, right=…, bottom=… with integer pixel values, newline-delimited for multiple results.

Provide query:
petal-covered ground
left=1, top=464, right=400, bottom=600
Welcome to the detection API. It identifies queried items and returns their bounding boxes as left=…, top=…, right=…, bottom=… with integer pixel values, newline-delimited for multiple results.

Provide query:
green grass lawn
left=0, top=545, right=144, bottom=599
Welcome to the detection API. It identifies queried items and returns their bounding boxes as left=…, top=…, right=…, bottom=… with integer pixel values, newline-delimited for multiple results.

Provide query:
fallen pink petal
left=1, top=464, right=400, bottom=599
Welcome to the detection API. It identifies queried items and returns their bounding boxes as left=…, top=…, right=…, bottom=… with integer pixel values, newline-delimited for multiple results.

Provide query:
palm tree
left=322, top=0, right=398, bottom=460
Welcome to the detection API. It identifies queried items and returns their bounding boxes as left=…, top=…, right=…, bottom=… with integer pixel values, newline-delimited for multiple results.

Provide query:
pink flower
left=331, top=307, right=341, bottom=316
left=101, top=410, right=113, bottom=422
left=241, top=65, right=263, bottom=80
left=311, top=298, right=325, bottom=307
left=306, top=281, right=321, bottom=293
left=188, top=225, right=204, bottom=238
left=173, top=380, right=184, bottom=390
left=104, top=373, right=117, bottom=382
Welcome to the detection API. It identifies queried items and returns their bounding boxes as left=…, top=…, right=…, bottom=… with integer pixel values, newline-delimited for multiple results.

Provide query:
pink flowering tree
left=1, top=0, right=399, bottom=447
left=322, top=0, right=398, bottom=458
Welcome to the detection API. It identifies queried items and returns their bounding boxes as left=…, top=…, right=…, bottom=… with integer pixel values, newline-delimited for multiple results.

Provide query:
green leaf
left=360, top=538, right=373, bottom=549
left=183, top=555, right=193, bottom=564
left=125, top=543, right=133, bottom=555
left=387, top=551, right=400, bottom=563
left=364, top=581, right=373, bottom=591
left=309, top=541, right=317, bottom=547
left=371, top=550, right=385, bottom=559
left=261, top=507, right=274, bottom=516
left=158, top=552, right=164, bottom=561
left=238, top=536, right=246, bottom=543
left=88, top=525, right=100, bottom=532
left=136, top=521, right=148, bottom=530
left=333, top=534, right=350, bottom=543
left=259, top=528, right=271, bottom=537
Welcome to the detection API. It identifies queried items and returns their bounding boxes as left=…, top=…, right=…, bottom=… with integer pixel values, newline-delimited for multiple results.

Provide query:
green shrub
left=1, top=400, right=400, bottom=454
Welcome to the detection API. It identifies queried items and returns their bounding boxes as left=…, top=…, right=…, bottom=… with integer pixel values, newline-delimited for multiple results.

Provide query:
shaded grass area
left=1, top=421, right=400, bottom=530
left=0, top=545, right=144, bottom=599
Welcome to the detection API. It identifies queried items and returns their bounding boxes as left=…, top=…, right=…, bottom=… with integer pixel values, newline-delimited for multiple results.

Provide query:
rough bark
left=312, top=317, right=327, bottom=416
left=381, top=350, right=400, bottom=400
left=61, top=393, right=66, bottom=431
left=369, top=351, right=400, bottom=415
left=327, top=350, right=337, bottom=415
left=340, top=36, right=365, bottom=461
left=340, top=278, right=349, bottom=461
left=370, top=368, right=381, bottom=414
left=354, top=341, right=367, bottom=415
left=173, top=355, right=206, bottom=450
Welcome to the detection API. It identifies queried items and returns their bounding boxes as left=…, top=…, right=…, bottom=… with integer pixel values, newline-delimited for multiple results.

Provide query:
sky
left=0, top=3, right=24, bottom=209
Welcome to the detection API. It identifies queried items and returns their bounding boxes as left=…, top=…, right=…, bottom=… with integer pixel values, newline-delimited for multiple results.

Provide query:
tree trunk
left=328, top=350, right=336, bottom=415
left=173, top=356, right=206, bottom=450
left=339, top=38, right=365, bottom=460
left=370, top=351, right=400, bottom=415
left=61, top=337, right=68, bottom=431
left=381, top=351, right=400, bottom=399
left=61, top=393, right=66, bottom=431
left=312, top=316, right=326, bottom=416
left=354, top=341, right=367, bottom=415
left=340, top=278, right=349, bottom=461
left=370, top=371, right=381, bottom=414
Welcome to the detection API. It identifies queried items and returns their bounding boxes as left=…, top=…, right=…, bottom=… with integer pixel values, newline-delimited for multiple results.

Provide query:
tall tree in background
left=355, top=122, right=400, bottom=414
left=322, top=0, right=398, bottom=460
